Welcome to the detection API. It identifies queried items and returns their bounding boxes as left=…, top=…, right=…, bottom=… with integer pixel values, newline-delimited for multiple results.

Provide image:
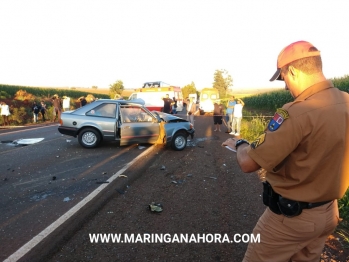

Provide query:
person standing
left=162, top=94, right=173, bottom=113
left=80, top=96, right=87, bottom=107
left=0, top=102, right=11, bottom=126
left=62, top=96, right=70, bottom=111
left=32, top=101, right=41, bottom=123
left=186, top=98, right=197, bottom=126
left=222, top=40, right=349, bottom=262
left=226, top=96, right=236, bottom=133
left=52, top=95, right=62, bottom=122
left=213, top=100, right=223, bottom=132
left=40, top=101, right=47, bottom=122
left=171, top=97, right=177, bottom=114
left=230, top=98, right=244, bottom=136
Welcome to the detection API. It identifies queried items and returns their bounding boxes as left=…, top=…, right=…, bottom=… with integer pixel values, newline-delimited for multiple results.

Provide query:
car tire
left=171, top=131, right=187, bottom=151
left=78, top=128, right=101, bottom=148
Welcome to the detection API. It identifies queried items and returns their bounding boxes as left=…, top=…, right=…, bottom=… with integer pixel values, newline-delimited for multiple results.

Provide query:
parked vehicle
left=199, top=88, right=220, bottom=113
left=128, top=81, right=184, bottom=112
left=58, top=99, right=194, bottom=150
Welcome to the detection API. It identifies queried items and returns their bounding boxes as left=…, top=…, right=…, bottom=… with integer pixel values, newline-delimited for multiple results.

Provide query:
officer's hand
left=222, top=138, right=236, bottom=150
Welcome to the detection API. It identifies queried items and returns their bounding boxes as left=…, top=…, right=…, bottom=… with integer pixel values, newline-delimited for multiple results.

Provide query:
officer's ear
left=288, top=66, right=298, bottom=79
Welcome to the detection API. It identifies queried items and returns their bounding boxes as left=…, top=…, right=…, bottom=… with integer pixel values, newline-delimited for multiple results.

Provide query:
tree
left=91, top=86, right=98, bottom=90
left=109, top=80, right=124, bottom=99
left=182, top=81, right=197, bottom=100
left=212, top=69, right=233, bottom=98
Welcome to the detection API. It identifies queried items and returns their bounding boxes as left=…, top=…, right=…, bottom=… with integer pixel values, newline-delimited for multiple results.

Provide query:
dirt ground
left=39, top=115, right=349, bottom=262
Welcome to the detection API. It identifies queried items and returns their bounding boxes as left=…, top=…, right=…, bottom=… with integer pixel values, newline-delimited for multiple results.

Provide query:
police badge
left=268, top=108, right=289, bottom=131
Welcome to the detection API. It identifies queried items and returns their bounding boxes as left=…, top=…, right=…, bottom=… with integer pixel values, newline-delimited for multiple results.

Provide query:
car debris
left=149, top=202, right=163, bottom=213
left=119, top=175, right=127, bottom=178
left=160, top=165, right=166, bottom=170
left=63, top=197, right=71, bottom=202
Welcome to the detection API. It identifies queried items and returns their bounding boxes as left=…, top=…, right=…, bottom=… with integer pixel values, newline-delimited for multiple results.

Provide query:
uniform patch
left=268, top=108, right=289, bottom=131
left=251, top=133, right=266, bottom=149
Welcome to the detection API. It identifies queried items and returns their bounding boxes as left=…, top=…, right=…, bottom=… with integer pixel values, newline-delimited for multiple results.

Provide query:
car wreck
left=58, top=99, right=194, bottom=151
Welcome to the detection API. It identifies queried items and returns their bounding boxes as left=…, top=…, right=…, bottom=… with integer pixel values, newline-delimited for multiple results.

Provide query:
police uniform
left=243, top=80, right=349, bottom=262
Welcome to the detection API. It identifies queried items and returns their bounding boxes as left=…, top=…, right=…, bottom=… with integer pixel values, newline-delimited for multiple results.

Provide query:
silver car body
left=58, top=99, right=194, bottom=150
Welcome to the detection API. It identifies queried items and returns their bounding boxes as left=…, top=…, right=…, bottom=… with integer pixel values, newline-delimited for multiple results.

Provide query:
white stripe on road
left=4, top=144, right=156, bottom=262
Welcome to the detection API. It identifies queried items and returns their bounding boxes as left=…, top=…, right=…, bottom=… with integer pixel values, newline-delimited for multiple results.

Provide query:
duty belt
left=262, top=181, right=333, bottom=217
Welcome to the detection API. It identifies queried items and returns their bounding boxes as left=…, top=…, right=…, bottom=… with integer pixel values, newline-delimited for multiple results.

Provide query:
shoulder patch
left=250, top=133, right=266, bottom=149
left=268, top=108, right=289, bottom=131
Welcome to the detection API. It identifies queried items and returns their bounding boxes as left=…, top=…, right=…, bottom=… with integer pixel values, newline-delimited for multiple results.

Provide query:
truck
left=128, top=81, right=184, bottom=112
left=199, top=88, right=220, bottom=113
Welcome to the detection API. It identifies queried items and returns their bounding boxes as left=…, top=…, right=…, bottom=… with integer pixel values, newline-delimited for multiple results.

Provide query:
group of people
left=162, top=94, right=178, bottom=114
left=31, top=101, right=47, bottom=123
left=211, top=97, right=244, bottom=134
left=31, top=95, right=72, bottom=123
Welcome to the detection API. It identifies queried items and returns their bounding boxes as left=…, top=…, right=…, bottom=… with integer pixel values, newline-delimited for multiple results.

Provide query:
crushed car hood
left=154, top=112, right=188, bottom=123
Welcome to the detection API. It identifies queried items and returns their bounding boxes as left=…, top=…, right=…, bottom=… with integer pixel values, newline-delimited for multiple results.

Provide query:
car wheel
left=171, top=132, right=187, bottom=151
left=78, top=128, right=101, bottom=148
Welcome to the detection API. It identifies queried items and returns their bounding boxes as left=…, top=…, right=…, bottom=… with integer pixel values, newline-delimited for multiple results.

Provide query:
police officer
left=223, top=41, right=349, bottom=261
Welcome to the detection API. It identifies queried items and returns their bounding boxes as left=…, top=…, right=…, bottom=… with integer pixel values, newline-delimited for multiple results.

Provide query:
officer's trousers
left=243, top=200, right=339, bottom=262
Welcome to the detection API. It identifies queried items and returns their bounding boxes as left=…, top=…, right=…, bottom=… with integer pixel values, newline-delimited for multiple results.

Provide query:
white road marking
left=4, top=144, right=157, bottom=262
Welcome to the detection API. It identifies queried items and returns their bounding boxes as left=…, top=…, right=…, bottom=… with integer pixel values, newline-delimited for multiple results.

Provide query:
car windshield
left=86, top=103, right=116, bottom=118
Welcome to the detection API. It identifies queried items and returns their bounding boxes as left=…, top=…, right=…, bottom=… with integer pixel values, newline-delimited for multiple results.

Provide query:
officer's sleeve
left=247, top=110, right=302, bottom=172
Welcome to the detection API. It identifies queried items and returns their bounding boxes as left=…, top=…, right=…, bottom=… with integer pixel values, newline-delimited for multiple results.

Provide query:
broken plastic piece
left=149, top=202, right=163, bottom=212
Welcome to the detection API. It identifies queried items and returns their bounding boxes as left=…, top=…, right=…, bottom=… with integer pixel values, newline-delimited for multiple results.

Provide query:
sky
left=0, top=0, right=348, bottom=91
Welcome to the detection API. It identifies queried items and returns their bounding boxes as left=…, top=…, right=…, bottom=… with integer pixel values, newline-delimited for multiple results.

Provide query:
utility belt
left=262, top=181, right=332, bottom=217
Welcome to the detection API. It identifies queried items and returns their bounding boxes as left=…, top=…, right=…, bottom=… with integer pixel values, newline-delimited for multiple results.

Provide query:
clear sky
left=0, top=0, right=348, bottom=90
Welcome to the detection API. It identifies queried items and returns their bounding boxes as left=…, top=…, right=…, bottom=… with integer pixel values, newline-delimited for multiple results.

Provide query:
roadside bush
left=10, top=107, right=29, bottom=125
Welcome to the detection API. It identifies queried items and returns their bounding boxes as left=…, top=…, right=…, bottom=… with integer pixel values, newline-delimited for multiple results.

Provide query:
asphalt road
left=0, top=123, right=154, bottom=261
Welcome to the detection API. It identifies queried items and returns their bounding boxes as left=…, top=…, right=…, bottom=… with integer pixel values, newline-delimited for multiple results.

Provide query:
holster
left=262, top=181, right=282, bottom=215
left=262, top=181, right=331, bottom=217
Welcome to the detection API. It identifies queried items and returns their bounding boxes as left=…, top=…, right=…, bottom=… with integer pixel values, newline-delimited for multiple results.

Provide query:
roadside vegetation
left=0, top=84, right=109, bottom=125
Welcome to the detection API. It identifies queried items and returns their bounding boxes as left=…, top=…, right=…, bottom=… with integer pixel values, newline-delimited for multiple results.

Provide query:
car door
left=120, top=105, right=160, bottom=146
left=85, top=103, right=118, bottom=140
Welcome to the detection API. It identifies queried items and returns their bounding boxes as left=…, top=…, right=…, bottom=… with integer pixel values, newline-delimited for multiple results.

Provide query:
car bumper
left=187, top=128, right=195, bottom=139
left=58, top=126, right=78, bottom=137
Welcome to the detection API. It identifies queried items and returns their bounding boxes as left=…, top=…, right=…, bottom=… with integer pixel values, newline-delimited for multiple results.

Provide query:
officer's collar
left=295, top=80, right=334, bottom=101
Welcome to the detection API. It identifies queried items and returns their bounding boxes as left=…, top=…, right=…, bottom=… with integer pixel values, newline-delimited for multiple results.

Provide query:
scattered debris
left=204, top=176, right=217, bottom=180
left=160, top=165, right=166, bottom=170
left=3, top=178, right=8, bottom=181
left=63, top=197, right=71, bottom=202
left=96, top=181, right=109, bottom=184
left=66, top=140, right=71, bottom=142
left=116, top=189, right=125, bottom=194
left=138, top=146, right=146, bottom=149
left=187, top=174, right=193, bottom=177
left=119, top=175, right=127, bottom=178
left=56, top=156, right=59, bottom=158
left=2, top=138, right=45, bottom=146
left=171, top=181, right=178, bottom=184
left=52, top=176, right=57, bottom=180
left=149, top=202, right=163, bottom=213
left=107, top=211, right=114, bottom=214
left=102, top=172, right=107, bottom=175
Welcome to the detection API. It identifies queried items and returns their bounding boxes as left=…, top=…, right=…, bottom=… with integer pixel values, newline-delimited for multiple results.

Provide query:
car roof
left=95, top=98, right=145, bottom=106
